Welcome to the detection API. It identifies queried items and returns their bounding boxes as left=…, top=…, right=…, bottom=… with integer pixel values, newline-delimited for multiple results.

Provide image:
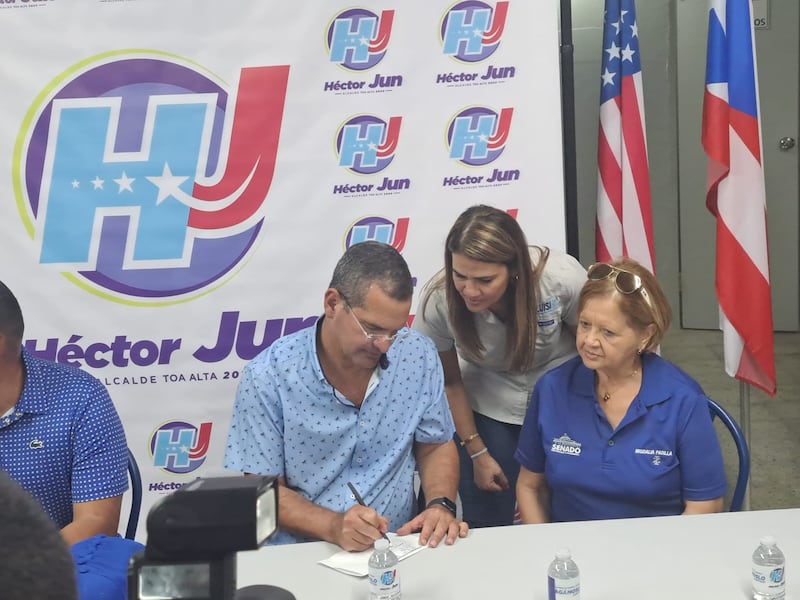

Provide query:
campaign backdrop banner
left=0, top=0, right=566, bottom=539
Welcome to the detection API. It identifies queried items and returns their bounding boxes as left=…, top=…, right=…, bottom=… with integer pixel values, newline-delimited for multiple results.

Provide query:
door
left=677, top=0, right=799, bottom=331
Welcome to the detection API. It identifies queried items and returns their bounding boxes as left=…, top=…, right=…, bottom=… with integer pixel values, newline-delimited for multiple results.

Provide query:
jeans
left=457, top=412, right=522, bottom=528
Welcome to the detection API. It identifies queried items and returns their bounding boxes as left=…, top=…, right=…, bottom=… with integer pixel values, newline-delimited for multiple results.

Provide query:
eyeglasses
left=337, top=291, right=409, bottom=344
left=586, top=263, right=654, bottom=311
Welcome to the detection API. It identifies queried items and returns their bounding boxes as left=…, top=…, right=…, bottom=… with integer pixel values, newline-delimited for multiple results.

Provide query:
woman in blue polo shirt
left=514, top=258, right=727, bottom=522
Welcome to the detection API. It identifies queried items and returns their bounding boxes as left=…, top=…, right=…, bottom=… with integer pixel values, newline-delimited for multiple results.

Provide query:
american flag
left=702, top=0, right=776, bottom=395
left=596, top=0, right=655, bottom=273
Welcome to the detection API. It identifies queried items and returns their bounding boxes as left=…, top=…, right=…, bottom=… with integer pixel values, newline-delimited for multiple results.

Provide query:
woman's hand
left=471, top=452, right=510, bottom=492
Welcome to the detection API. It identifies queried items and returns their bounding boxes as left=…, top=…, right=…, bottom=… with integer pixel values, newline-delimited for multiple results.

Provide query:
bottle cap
left=555, top=548, right=571, bottom=560
left=760, top=535, right=777, bottom=547
left=374, top=538, right=390, bottom=551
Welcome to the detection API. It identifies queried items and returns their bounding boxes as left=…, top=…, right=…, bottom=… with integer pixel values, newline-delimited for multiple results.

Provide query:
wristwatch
left=426, top=496, right=457, bottom=517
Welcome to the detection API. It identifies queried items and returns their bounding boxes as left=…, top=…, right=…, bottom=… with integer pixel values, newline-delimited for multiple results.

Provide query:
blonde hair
left=579, top=257, right=672, bottom=351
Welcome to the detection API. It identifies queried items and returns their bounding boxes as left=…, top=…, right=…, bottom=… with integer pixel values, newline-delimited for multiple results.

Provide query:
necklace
left=599, top=368, right=639, bottom=402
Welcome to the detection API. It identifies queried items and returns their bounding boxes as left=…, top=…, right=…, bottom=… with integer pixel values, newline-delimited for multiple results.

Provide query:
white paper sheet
left=317, top=532, right=427, bottom=577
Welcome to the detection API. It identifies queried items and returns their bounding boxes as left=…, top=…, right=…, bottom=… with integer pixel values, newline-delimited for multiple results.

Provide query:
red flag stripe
left=729, top=106, right=762, bottom=163
left=619, top=77, right=655, bottom=262
left=597, top=124, right=623, bottom=220
left=715, top=217, right=776, bottom=390
left=701, top=90, right=730, bottom=169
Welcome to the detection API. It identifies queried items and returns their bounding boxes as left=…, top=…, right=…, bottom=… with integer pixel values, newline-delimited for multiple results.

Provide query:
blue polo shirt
left=514, top=354, right=727, bottom=522
left=224, top=318, right=455, bottom=545
left=0, top=348, right=128, bottom=529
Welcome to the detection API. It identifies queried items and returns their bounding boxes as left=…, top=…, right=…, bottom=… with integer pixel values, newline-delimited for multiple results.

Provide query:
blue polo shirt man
left=515, top=354, right=728, bottom=521
left=0, top=280, right=128, bottom=545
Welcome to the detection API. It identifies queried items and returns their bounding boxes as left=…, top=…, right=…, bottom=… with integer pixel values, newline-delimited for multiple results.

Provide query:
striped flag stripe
left=596, top=0, right=656, bottom=273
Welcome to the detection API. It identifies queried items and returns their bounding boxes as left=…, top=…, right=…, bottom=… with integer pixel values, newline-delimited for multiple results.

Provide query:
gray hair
left=329, top=241, right=412, bottom=307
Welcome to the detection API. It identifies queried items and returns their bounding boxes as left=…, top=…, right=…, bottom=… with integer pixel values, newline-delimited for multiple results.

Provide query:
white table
left=237, top=508, right=799, bottom=599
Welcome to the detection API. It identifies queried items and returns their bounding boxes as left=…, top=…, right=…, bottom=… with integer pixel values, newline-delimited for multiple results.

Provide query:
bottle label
left=369, top=567, right=401, bottom=598
left=548, top=575, right=580, bottom=599
left=752, top=563, right=785, bottom=597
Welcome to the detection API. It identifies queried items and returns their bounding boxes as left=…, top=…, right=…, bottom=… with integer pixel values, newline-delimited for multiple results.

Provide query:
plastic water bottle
left=368, top=538, right=401, bottom=600
left=752, top=536, right=785, bottom=600
left=548, top=548, right=580, bottom=599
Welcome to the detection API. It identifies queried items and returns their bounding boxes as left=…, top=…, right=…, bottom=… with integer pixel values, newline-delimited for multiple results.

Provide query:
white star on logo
left=71, top=180, right=80, bottom=189
left=114, top=171, right=135, bottom=193
left=146, top=163, right=189, bottom=205
left=91, top=176, right=104, bottom=190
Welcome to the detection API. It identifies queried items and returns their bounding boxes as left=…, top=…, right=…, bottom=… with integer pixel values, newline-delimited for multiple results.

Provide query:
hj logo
left=447, top=106, right=513, bottom=166
left=151, top=421, right=212, bottom=474
left=15, top=53, right=289, bottom=303
left=441, top=1, right=509, bottom=63
left=344, top=216, right=409, bottom=253
left=327, top=8, right=394, bottom=71
left=336, top=115, right=402, bottom=175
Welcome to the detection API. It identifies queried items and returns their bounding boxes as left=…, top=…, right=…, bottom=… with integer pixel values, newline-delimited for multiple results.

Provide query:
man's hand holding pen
left=333, top=504, right=390, bottom=552
left=335, top=482, right=390, bottom=552
left=342, top=481, right=468, bottom=552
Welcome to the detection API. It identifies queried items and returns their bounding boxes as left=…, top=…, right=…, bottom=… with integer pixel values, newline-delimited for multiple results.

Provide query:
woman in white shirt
left=413, top=205, right=586, bottom=527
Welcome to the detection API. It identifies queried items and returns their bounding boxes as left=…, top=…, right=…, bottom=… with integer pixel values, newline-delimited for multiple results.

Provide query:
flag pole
left=739, top=380, right=751, bottom=510
left=560, top=0, right=579, bottom=259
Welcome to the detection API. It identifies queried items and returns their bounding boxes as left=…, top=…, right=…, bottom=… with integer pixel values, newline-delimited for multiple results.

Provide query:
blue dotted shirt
left=515, top=353, right=728, bottom=521
left=224, top=319, right=455, bottom=545
left=0, top=348, right=128, bottom=529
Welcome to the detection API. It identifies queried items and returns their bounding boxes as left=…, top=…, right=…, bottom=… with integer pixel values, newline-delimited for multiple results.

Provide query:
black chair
left=125, top=448, right=143, bottom=539
left=708, top=398, right=750, bottom=512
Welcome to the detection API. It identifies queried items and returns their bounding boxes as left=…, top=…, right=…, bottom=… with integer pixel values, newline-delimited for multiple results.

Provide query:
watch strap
left=426, top=496, right=457, bottom=517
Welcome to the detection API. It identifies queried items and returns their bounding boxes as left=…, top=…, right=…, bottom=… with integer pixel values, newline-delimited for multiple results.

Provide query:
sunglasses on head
left=587, top=263, right=654, bottom=311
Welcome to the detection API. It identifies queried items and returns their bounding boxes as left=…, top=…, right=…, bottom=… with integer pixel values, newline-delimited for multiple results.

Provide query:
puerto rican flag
left=596, top=0, right=655, bottom=273
left=702, top=0, right=776, bottom=395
